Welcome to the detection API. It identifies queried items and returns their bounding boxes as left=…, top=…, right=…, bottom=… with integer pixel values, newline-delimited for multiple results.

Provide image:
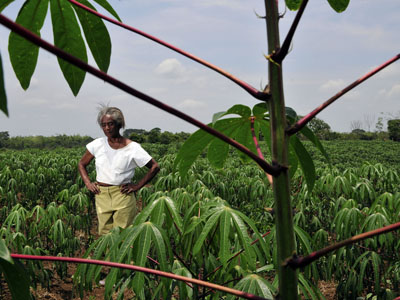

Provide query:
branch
left=287, top=53, right=400, bottom=135
left=250, top=117, right=273, bottom=184
left=285, top=221, right=400, bottom=269
left=67, top=0, right=270, bottom=101
left=271, top=0, right=308, bottom=64
left=11, top=254, right=268, bottom=300
left=0, top=13, right=282, bottom=177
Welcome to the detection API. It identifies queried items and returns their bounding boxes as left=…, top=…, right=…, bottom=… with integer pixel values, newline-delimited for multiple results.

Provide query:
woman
left=78, top=106, right=160, bottom=235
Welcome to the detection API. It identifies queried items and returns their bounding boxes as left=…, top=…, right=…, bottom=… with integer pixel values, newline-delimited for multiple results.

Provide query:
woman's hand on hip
left=86, top=182, right=100, bottom=194
left=120, top=183, right=140, bottom=194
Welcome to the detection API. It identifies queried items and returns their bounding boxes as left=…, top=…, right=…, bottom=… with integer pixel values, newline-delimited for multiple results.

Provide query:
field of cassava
left=1, top=140, right=400, bottom=300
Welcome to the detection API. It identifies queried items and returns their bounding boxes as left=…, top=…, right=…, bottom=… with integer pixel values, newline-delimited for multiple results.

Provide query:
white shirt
left=86, top=137, right=152, bottom=185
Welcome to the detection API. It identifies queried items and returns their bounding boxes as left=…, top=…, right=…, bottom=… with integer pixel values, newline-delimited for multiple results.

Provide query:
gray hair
left=97, top=106, right=126, bottom=129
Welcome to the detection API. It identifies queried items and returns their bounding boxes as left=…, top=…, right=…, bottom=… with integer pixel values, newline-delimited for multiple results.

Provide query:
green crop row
left=1, top=140, right=400, bottom=299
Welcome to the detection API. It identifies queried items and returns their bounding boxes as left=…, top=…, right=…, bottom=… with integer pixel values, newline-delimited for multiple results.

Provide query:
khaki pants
left=95, top=185, right=137, bottom=235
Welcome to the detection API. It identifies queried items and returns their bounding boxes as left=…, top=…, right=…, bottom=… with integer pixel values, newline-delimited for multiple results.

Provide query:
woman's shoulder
left=87, top=137, right=106, bottom=150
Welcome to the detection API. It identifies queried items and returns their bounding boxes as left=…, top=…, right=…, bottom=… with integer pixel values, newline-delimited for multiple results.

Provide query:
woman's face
left=100, top=115, right=119, bottom=138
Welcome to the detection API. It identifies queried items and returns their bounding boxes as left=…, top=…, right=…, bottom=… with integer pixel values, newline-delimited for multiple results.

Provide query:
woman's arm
left=120, top=158, right=160, bottom=194
left=78, top=150, right=100, bottom=194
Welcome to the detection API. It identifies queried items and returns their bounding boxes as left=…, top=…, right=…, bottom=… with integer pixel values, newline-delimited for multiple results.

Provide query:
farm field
left=0, top=139, right=400, bottom=299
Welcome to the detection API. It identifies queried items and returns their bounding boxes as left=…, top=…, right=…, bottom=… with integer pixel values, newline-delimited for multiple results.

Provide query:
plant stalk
left=264, top=1, right=298, bottom=299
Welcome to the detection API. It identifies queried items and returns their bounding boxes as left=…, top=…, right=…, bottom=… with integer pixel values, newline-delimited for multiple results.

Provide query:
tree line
left=0, top=119, right=399, bottom=150
left=0, top=128, right=190, bottom=149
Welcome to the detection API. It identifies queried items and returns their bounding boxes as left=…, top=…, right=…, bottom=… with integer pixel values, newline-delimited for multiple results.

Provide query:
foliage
left=175, top=104, right=329, bottom=192
left=298, top=116, right=332, bottom=140
left=1, top=142, right=400, bottom=298
left=0, top=0, right=397, bottom=299
left=0, top=134, right=93, bottom=149
left=0, top=239, right=32, bottom=300
left=388, top=119, right=400, bottom=142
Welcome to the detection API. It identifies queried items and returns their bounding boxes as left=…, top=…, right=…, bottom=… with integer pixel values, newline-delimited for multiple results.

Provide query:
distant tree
left=298, top=116, right=332, bottom=139
left=388, top=119, right=400, bottom=142
left=351, top=128, right=366, bottom=134
left=123, top=128, right=147, bottom=138
left=0, top=131, right=9, bottom=147
left=147, top=128, right=161, bottom=143
left=375, top=116, right=384, bottom=132
left=129, top=132, right=146, bottom=143
left=363, top=113, right=375, bottom=132
left=350, top=120, right=363, bottom=131
left=159, top=131, right=177, bottom=144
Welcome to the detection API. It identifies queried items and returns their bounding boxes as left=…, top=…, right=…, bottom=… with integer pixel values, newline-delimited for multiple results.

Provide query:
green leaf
left=133, top=223, right=152, bottom=296
left=285, top=0, right=302, bottom=11
left=0, top=53, right=8, bottom=116
left=174, top=128, right=213, bottom=176
left=0, top=239, right=12, bottom=263
left=73, top=0, right=111, bottom=72
left=300, top=125, right=330, bottom=163
left=233, top=118, right=256, bottom=162
left=290, top=135, right=316, bottom=192
left=226, top=104, right=251, bottom=118
left=231, top=210, right=256, bottom=269
left=219, top=209, right=231, bottom=267
left=193, top=208, right=223, bottom=255
left=208, top=118, right=241, bottom=168
left=228, top=274, right=273, bottom=300
left=0, top=240, right=32, bottom=300
left=0, top=0, right=15, bottom=13
left=92, top=0, right=122, bottom=22
left=50, top=0, right=87, bottom=96
left=327, top=0, right=350, bottom=13
left=8, top=0, right=49, bottom=90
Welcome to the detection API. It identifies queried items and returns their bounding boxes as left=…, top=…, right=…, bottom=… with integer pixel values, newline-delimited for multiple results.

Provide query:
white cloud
left=154, top=58, right=185, bottom=78
left=22, top=98, right=49, bottom=106
left=178, top=99, right=206, bottom=109
left=388, top=84, right=400, bottom=97
left=320, top=79, right=345, bottom=91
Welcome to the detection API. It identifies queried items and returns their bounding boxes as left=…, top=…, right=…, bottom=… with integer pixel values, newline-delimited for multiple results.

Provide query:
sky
left=0, top=0, right=399, bottom=138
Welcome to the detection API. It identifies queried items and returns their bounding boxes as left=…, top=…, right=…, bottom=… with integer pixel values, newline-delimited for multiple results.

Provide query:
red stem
left=0, top=13, right=282, bottom=177
left=285, top=221, right=400, bottom=269
left=67, top=0, right=269, bottom=101
left=250, top=117, right=273, bottom=184
left=286, top=53, right=400, bottom=135
left=11, top=254, right=268, bottom=300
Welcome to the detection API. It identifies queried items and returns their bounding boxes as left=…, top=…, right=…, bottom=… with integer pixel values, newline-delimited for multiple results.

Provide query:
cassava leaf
left=50, top=0, right=87, bottom=96
left=193, top=208, right=223, bottom=255
left=91, top=0, right=122, bottom=22
left=218, top=209, right=231, bottom=267
left=327, top=0, right=350, bottom=13
left=289, top=135, right=316, bottom=191
left=73, top=0, right=111, bottom=72
left=208, top=118, right=241, bottom=168
left=0, top=240, right=32, bottom=300
left=174, top=128, right=214, bottom=177
left=8, top=0, right=49, bottom=90
left=133, top=223, right=152, bottom=296
left=0, top=0, right=15, bottom=13
left=300, top=125, right=330, bottom=163
left=0, top=53, right=8, bottom=116
left=228, top=274, right=273, bottom=300
left=285, top=0, right=302, bottom=11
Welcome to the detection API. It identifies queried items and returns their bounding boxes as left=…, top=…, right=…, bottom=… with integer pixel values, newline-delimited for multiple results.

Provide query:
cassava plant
left=1, top=0, right=400, bottom=299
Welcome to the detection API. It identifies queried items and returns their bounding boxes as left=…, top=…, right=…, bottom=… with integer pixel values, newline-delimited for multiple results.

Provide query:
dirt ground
left=0, top=264, right=337, bottom=300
